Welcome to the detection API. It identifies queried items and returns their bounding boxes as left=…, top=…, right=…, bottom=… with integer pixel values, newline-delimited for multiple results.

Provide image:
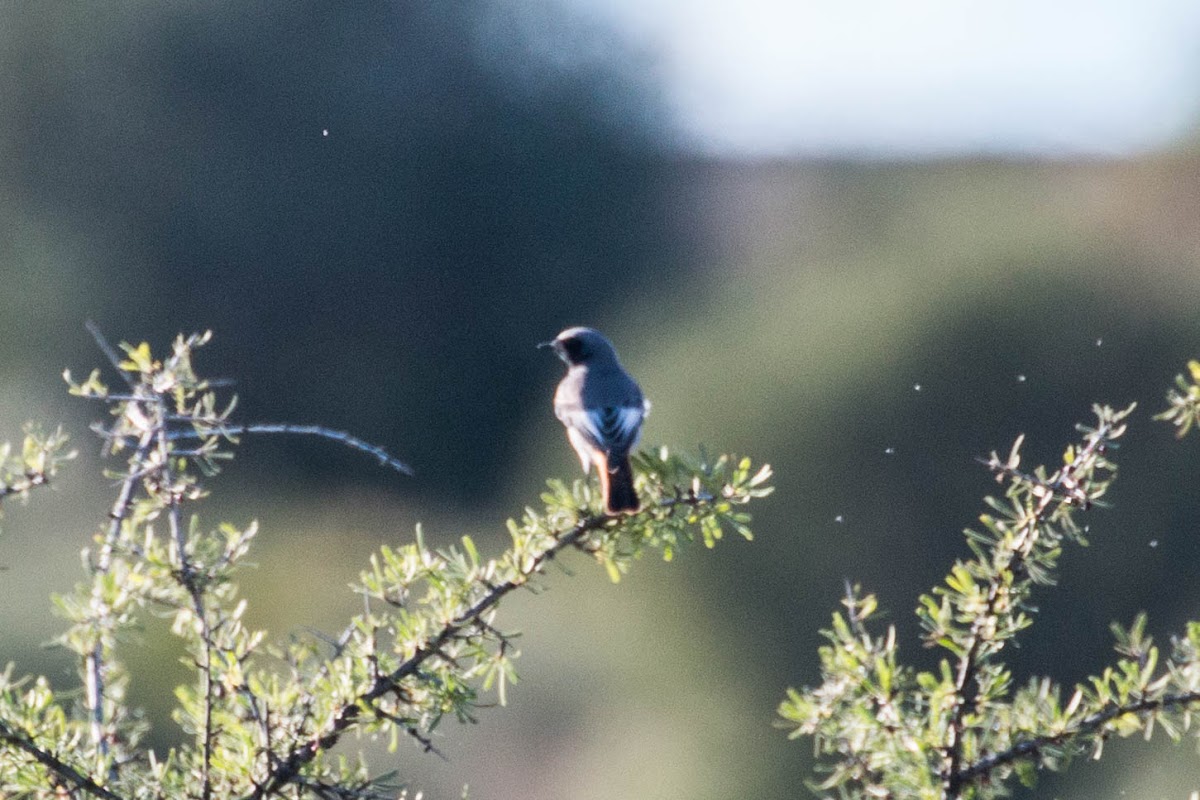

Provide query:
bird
left=541, top=327, right=648, bottom=513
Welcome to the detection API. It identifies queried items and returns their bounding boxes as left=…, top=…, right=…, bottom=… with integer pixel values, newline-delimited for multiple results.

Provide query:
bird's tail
left=599, top=453, right=639, bottom=514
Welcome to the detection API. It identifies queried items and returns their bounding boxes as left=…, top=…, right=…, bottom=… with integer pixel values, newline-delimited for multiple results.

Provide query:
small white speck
left=913, top=383, right=922, bottom=392
left=322, top=128, right=329, bottom=137
left=1017, top=374, right=1027, bottom=383
left=1095, top=337, right=1103, bottom=346
left=1149, top=539, right=1159, bottom=548
left=884, top=447, right=895, bottom=455
left=835, top=515, right=844, bottom=524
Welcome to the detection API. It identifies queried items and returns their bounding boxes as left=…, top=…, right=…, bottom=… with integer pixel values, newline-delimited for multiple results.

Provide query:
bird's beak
left=537, top=339, right=556, bottom=350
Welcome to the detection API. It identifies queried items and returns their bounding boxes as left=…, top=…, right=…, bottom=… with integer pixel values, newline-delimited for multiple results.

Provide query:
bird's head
left=539, top=327, right=617, bottom=367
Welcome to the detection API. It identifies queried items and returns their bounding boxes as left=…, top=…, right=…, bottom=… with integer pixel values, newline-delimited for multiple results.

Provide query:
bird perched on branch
left=541, top=327, right=648, bottom=514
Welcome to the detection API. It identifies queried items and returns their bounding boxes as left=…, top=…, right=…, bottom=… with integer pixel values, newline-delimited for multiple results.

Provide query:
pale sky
left=565, top=0, right=1200, bottom=157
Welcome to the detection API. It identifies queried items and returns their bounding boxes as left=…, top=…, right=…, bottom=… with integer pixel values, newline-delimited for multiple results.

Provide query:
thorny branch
left=942, top=413, right=1126, bottom=799
left=249, top=510, right=610, bottom=798
left=72, top=325, right=416, bottom=796
left=0, top=718, right=128, bottom=800
left=249, top=484, right=724, bottom=799
left=83, top=324, right=160, bottom=778
left=86, top=421, right=156, bottom=777
left=2, top=327, right=768, bottom=799
left=157, top=391, right=216, bottom=800
left=954, top=690, right=1200, bottom=785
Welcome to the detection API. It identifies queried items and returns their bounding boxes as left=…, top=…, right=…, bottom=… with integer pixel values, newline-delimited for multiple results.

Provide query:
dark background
left=2, top=4, right=1199, bottom=797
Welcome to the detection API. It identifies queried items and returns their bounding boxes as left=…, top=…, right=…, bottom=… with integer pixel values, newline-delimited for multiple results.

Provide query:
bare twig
left=85, top=320, right=135, bottom=389
left=91, top=422, right=414, bottom=476
left=189, top=423, right=413, bottom=476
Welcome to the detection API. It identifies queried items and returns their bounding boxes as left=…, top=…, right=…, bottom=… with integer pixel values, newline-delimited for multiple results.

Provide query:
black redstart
left=541, top=327, right=648, bottom=513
